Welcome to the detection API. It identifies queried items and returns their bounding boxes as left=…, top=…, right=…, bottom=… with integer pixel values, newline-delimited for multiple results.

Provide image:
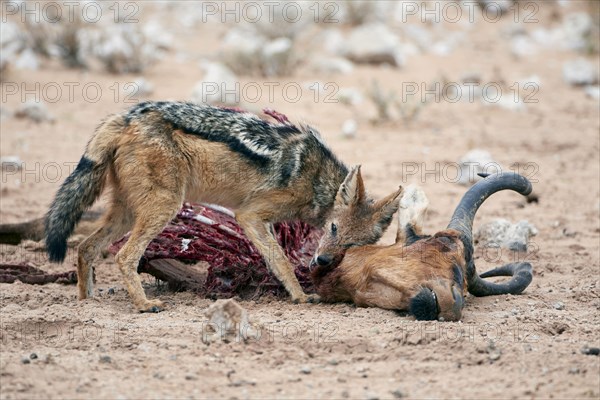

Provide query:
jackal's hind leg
left=115, top=196, right=180, bottom=312
left=77, top=200, right=132, bottom=300
left=396, top=184, right=429, bottom=245
left=236, top=215, right=319, bottom=304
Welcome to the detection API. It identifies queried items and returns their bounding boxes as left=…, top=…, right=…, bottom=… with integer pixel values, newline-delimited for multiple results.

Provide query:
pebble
left=30, top=353, right=38, bottom=360
left=261, top=37, right=294, bottom=77
left=581, top=346, right=600, bottom=356
left=342, top=23, right=404, bottom=67
left=457, top=149, right=499, bottom=186
left=218, top=28, right=264, bottom=74
left=312, top=57, right=354, bottom=75
left=191, top=62, right=239, bottom=106
left=475, top=219, right=538, bottom=252
left=15, top=48, right=39, bottom=70
left=124, top=77, right=154, bottom=97
left=391, top=389, right=404, bottom=398
left=99, top=355, right=112, bottom=364
left=0, top=106, right=13, bottom=120
left=1, top=156, right=22, bottom=170
left=342, top=119, right=358, bottom=139
left=337, top=88, right=364, bottom=106
left=563, top=58, right=599, bottom=86
left=21, top=357, right=30, bottom=364
left=108, top=288, right=115, bottom=295
left=585, top=85, right=600, bottom=100
left=553, top=302, right=565, bottom=310
left=300, top=366, right=312, bottom=374
left=15, top=100, right=54, bottom=123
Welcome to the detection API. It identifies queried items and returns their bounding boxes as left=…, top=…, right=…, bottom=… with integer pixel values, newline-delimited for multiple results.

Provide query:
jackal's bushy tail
left=45, top=114, right=123, bottom=262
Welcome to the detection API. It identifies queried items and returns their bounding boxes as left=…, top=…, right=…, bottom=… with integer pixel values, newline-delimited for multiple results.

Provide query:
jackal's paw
left=292, top=293, right=321, bottom=304
left=138, top=299, right=165, bottom=313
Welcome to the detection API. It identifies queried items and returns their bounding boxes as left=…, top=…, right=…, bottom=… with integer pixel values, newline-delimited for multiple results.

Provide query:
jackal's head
left=312, top=166, right=403, bottom=270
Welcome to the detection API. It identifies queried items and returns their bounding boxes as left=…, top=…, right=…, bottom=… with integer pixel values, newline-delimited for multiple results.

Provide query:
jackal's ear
left=335, top=165, right=366, bottom=207
left=373, top=186, right=403, bottom=228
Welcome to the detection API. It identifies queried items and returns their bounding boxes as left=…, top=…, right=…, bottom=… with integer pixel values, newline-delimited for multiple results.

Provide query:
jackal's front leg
left=237, top=215, right=320, bottom=304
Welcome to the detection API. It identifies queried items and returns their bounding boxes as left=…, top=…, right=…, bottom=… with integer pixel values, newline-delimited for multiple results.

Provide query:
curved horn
left=469, top=262, right=533, bottom=296
left=446, top=172, right=533, bottom=296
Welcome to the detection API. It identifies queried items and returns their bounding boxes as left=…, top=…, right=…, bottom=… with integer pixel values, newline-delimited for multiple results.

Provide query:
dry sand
left=1, top=2, right=599, bottom=399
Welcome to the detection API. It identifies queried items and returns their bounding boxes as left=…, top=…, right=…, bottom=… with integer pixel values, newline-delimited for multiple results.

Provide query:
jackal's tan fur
left=45, top=102, right=400, bottom=312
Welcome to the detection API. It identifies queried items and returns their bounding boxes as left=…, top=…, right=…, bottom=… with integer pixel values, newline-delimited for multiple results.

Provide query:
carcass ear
left=335, top=165, right=366, bottom=207
left=373, top=186, right=403, bottom=229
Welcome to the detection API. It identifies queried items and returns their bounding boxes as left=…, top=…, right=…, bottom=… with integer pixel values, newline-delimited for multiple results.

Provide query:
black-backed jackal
left=45, top=102, right=400, bottom=312
left=310, top=172, right=534, bottom=321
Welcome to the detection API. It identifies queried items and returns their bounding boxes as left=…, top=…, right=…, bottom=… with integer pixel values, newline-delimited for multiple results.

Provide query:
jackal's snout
left=310, top=252, right=342, bottom=271
left=314, top=166, right=403, bottom=271
left=316, top=254, right=333, bottom=267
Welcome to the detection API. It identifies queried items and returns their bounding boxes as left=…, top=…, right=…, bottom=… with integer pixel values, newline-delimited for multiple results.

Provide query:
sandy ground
left=1, top=2, right=599, bottom=399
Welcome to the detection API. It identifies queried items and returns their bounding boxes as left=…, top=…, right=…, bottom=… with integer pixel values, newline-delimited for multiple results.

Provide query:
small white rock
left=562, top=12, right=594, bottom=51
left=482, top=95, right=526, bottom=112
left=457, top=149, right=500, bottom=185
left=311, top=57, right=354, bottom=75
left=219, top=28, right=265, bottom=74
left=1, top=156, right=22, bottom=170
left=342, top=23, right=404, bottom=67
left=202, top=299, right=255, bottom=343
left=14, top=48, right=38, bottom=70
left=511, top=35, right=538, bottom=58
left=0, top=107, right=13, bottom=120
left=341, top=119, right=358, bottom=139
left=142, top=20, right=173, bottom=50
left=261, top=37, right=294, bottom=77
left=300, top=365, right=312, bottom=374
left=475, top=219, right=538, bottom=252
left=15, top=101, right=54, bottom=123
left=319, top=28, right=345, bottom=55
left=337, top=87, right=364, bottom=106
left=191, top=62, right=239, bottom=106
left=563, top=58, right=599, bottom=86
left=124, top=77, right=154, bottom=97
left=584, top=85, right=600, bottom=100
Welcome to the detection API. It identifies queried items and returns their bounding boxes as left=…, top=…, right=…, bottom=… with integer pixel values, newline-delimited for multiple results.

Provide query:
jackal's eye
left=331, top=223, right=337, bottom=235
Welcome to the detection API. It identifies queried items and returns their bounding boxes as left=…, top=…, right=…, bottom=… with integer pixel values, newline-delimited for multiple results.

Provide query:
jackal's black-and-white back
left=124, top=101, right=347, bottom=188
left=45, top=100, right=390, bottom=309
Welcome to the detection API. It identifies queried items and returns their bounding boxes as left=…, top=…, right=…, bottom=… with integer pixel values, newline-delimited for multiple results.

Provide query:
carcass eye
left=331, top=223, right=337, bottom=234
